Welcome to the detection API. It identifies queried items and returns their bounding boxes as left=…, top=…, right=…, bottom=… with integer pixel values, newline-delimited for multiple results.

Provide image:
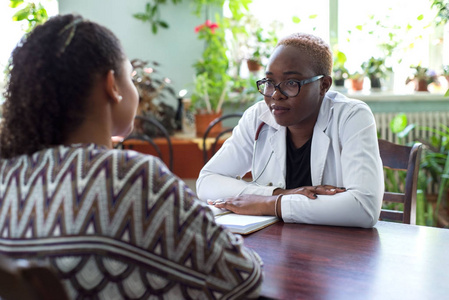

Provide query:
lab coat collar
left=259, top=107, right=281, bottom=130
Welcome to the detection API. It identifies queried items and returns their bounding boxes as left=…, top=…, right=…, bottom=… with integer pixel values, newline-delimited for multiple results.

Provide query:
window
left=0, top=1, right=58, bottom=97
left=244, top=0, right=441, bottom=92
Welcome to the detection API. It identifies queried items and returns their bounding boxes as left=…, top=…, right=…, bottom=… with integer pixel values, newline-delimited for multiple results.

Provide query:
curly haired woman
left=0, top=14, right=262, bottom=299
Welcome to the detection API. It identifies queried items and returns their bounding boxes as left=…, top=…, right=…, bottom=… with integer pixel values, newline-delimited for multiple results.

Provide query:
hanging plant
left=133, top=0, right=248, bottom=34
left=431, top=0, right=449, bottom=26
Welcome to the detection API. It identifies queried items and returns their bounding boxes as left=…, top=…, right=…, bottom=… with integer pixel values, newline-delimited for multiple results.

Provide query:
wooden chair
left=378, top=139, right=423, bottom=224
left=202, top=112, right=243, bottom=164
left=116, top=115, right=174, bottom=170
left=0, top=255, right=69, bottom=300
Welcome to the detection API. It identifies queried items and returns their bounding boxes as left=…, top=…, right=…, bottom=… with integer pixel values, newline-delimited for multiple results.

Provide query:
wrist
left=273, top=188, right=284, bottom=195
left=274, top=194, right=283, bottom=219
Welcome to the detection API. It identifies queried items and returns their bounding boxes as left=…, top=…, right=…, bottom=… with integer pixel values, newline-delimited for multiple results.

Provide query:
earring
left=117, top=95, right=123, bottom=101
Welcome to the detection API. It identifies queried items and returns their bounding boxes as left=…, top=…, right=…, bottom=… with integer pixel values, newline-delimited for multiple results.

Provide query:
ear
left=320, top=76, right=332, bottom=96
left=105, top=70, right=122, bottom=103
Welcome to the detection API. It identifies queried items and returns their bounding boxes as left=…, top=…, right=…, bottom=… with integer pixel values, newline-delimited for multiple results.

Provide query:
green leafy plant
left=361, top=56, right=392, bottom=88
left=132, top=0, right=253, bottom=114
left=246, top=25, right=279, bottom=66
left=227, top=73, right=260, bottom=109
left=431, top=0, right=449, bottom=26
left=348, top=71, right=365, bottom=80
left=406, top=65, right=439, bottom=85
left=132, top=1, right=173, bottom=34
left=332, top=47, right=349, bottom=85
left=417, top=125, right=449, bottom=226
left=192, top=18, right=230, bottom=114
left=9, top=0, right=48, bottom=32
left=133, top=0, right=250, bottom=34
left=131, top=59, right=177, bottom=135
left=361, top=57, right=392, bottom=79
left=390, top=113, right=449, bottom=227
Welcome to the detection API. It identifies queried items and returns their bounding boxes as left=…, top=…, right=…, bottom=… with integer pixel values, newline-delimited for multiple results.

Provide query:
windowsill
left=332, top=87, right=448, bottom=102
left=343, top=90, right=447, bottom=102
left=330, top=86, right=449, bottom=113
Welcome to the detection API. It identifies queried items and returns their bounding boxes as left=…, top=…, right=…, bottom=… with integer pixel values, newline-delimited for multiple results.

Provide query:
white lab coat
left=196, top=91, right=384, bottom=228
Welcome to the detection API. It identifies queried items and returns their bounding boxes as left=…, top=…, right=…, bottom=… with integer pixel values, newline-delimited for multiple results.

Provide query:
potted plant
left=246, top=26, right=279, bottom=72
left=348, top=71, right=365, bottom=91
left=227, top=73, right=261, bottom=110
left=332, top=47, right=349, bottom=88
left=418, top=125, right=449, bottom=224
left=361, top=56, right=392, bottom=89
left=130, top=59, right=178, bottom=136
left=405, top=65, right=439, bottom=92
left=192, top=18, right=230, bottom=137
left=391, top=113, right=449, bottom=226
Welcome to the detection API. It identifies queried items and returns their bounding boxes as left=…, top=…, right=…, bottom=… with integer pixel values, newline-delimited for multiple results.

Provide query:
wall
left=58, top=0, right=206, bottom=109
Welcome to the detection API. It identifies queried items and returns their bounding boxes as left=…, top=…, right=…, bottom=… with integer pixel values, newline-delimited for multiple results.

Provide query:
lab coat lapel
left=259, top=110, right=287, bottom=178
left=311, top=97, right=332, bottom=185
left=270, top=126, right=287, bottom=177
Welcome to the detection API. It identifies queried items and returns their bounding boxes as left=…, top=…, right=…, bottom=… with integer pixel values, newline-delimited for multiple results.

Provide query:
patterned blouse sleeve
left=148, top=156, right=264, bottom=299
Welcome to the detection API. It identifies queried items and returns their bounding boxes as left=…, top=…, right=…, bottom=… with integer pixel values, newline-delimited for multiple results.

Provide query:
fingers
left=290, top=185, right=347, bottom=199
left=314, top=185, right=346, bottom=194
left=322, top=185, right=346, bottom=191
left=291, top=187, right=317, bottom=199
left=207, top=198, right=228, bottom=208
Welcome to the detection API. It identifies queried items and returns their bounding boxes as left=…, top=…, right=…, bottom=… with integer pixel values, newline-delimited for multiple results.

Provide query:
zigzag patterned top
left=0, top=144, right=263, bottom=299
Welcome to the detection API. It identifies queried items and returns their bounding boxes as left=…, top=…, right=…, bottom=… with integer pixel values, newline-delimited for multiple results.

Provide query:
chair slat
left=383, top=192, right=405, bottom=204
left=379, top=209, right=404, bottom=222
left=378, top=139, right=422, bottom=225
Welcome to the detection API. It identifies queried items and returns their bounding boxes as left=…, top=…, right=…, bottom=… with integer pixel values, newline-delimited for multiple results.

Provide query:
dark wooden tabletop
left=243, top=221, right=449, bottom=300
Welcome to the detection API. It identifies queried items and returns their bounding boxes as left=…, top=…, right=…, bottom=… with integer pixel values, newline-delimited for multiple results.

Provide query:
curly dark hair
left=0, top=14, right=125, bottom=158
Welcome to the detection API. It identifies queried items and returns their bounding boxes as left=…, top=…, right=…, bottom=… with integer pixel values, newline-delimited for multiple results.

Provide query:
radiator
left=374, top=111, right=449, bottom=144
left=374, top=111, right=449, bottom=193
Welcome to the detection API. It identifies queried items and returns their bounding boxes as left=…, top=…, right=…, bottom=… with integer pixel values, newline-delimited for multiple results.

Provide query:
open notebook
left=207, top=205, right=279, bottom=235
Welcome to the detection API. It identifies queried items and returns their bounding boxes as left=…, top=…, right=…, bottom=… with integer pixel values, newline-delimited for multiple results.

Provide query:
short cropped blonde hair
left=277, top=33, right=333, bottom=76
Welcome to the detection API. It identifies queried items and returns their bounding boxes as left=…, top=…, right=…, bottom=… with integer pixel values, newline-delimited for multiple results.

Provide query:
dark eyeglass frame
left=256, top=75, right=324, bottom=97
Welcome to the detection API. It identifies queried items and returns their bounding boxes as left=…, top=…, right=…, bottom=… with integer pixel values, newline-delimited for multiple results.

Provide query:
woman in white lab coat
left=197, top=33, right=384, bottom=228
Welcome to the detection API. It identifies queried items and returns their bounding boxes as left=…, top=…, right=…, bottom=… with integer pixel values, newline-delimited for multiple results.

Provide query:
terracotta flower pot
left=350, top=78, right=364, bottom=91
left=247, top=59, right=262, bottom=72
left=414, top=79, right=428, bottom=92
left=195, top=111, right=222, bottom=138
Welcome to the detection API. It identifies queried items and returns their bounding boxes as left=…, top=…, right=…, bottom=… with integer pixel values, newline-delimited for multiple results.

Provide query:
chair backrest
left=0, top=255, right=69, bottom=300
left=116, top=115, right=174, bottom=170
left=378, top=139, right=422, bottom=224
left=202, top=113, right=243, bottom=164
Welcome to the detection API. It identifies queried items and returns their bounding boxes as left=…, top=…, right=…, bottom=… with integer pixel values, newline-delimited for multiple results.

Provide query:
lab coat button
left=267, top=182, right=273, bottom=186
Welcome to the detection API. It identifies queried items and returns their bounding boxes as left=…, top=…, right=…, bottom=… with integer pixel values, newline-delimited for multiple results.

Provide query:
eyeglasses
left=256, top=75, right=324, bottom=97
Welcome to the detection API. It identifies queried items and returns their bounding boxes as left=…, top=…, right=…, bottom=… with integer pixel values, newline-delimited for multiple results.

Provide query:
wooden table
left=243, top=221, right=449, bottom=300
